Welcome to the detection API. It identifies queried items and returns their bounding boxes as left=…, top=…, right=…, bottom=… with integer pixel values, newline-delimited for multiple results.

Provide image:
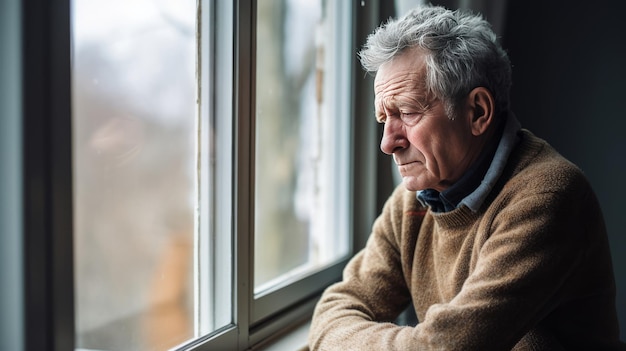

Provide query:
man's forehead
left=374, top=48, right=428, bottom=93
left=374, top=70, right=425, bottom=93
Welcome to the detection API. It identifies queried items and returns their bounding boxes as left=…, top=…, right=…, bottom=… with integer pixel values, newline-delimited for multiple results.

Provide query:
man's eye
left=400, top=112, right=421, bottom=125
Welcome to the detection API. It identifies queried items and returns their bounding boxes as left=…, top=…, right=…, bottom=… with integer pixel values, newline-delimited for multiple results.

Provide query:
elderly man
left=308, top=5, right=624, bottom=350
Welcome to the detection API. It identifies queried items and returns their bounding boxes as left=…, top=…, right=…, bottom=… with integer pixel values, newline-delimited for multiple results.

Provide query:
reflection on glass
left=72, top=1, right=197, bottom=349
left=254, top=0, right=350, bottom=291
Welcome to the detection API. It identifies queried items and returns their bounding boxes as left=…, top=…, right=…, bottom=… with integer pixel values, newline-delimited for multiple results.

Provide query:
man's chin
left=401, top=177, right=424, bottom=192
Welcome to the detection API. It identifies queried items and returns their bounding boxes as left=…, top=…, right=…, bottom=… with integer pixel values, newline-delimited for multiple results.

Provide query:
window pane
left=71, top=1, right=202, bottom=349
left=254, top=0, right=351, bottom=292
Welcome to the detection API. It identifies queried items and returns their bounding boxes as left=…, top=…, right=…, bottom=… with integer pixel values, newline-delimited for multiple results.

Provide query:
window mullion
left=22, top=0, right=75, bottom=349
left=233, top=0, right=256, bottom=350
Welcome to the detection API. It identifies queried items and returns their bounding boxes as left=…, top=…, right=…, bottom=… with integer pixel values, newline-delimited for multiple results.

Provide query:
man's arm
left=308, top=186, right=422, bottom=350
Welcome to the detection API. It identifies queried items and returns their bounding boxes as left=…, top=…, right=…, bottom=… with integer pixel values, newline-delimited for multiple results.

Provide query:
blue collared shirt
left=417, top=112, right=522, bottom=213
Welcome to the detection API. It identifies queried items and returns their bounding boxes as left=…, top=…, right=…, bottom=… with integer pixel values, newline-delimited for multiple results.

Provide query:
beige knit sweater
left=308, top=130, right=624, bottom=350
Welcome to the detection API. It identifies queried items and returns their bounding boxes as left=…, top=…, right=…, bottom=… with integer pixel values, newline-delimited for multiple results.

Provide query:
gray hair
left=359, top=5, right=512, bottom=118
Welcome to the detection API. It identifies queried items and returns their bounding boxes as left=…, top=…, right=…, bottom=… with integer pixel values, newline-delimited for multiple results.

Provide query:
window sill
left=255, top=320, right=310, bottom=351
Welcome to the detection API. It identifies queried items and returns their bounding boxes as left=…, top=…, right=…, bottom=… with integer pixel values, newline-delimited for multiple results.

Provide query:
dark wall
left=503, top=0, right=626, bottom=339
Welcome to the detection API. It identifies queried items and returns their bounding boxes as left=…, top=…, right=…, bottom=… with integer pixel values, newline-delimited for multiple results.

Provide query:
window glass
left=71, top=0, right=348, bottom=347
left=254, top=0, right=351, bottom=292
left=71, top=1, right=209, bottom=349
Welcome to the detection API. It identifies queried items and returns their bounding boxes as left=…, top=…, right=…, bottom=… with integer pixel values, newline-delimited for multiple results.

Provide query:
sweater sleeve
left=308, top=186, right=420, bottom=350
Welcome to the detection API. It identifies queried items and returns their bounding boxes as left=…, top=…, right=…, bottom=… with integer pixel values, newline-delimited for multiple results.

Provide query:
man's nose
left=380, top=119, right=407, bottom=155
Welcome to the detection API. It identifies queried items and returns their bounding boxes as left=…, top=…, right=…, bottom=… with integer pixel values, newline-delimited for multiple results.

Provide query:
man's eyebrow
left=375, top=93, right=432, bottom=114
left=390, top=94, right=433, bottom=112
left=403, top=98, right=432, bottom=111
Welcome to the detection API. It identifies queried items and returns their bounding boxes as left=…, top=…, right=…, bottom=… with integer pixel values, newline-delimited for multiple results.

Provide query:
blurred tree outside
left=254, top=0, right=323, bottom=290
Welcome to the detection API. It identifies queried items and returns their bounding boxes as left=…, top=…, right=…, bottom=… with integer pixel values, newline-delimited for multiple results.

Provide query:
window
left=254, top=0, right=351, bottom=294
left=3, top=0, right=390, bottom=348
left=72, top=1, right=199, bottom=349
left=69, top=0, right=356, bottom=350
left=0, top=0, right=391, bottom=349
left=252, top=0, right=353, bottom=325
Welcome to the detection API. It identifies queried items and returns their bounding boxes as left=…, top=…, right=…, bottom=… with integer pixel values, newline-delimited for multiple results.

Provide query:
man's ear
left=466, top=87, right=495, bottom=136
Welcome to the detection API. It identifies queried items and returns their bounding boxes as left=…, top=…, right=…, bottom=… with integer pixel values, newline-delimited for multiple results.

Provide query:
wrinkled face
left=375, top=48, right=479, bottom=192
